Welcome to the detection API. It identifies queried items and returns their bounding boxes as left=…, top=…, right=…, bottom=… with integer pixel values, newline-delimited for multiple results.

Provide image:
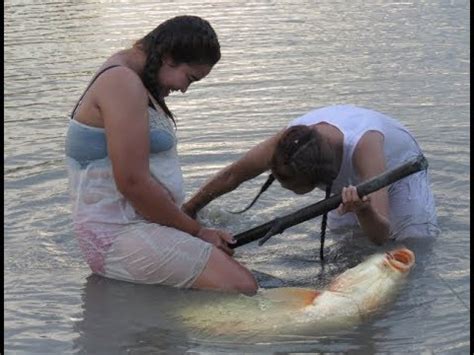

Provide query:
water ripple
left=4, top=0, right=469, bottom=353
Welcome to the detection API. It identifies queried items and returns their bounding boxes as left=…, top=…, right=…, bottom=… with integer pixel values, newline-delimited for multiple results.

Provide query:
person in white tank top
left=184, top=105, right=439, bottom=257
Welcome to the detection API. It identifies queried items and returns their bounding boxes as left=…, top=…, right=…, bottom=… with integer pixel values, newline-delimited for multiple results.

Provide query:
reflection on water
left=73, top=276, right=190, bottom=354
left=73, top=267, right=377, bottom=353
left=4, top=0, right=469, bottom=353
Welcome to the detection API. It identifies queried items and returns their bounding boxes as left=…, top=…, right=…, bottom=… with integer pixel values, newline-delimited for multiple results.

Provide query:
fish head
left=327, top=247, right=416, bottom=294
left=306, top=247, right=416, bottom=323
left=382, top=247, right=416, bottom=274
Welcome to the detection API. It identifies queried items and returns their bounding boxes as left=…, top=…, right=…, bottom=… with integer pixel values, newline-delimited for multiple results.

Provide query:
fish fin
left=261, top=287, right=320, bottom=309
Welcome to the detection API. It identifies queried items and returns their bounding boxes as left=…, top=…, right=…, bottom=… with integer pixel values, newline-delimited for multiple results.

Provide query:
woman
left=65, top=16, right=257, bottom=294
left=183, top=104, right=439, bottom=254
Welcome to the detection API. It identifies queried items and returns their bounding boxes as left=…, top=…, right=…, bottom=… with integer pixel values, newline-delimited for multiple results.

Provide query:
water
left=4, top=0, right=470, bottom=353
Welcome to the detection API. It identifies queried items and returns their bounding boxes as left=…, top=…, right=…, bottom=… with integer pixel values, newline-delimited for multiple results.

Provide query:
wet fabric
left=65, top=118, right=174, bottom=167
left=74, top=222, right=212, bottom=287
left=66, top=85, right=212, bottom=287
left=288, top=104, right=439, bottom=240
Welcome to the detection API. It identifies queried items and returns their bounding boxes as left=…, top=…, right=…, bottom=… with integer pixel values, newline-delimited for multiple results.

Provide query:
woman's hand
left=197, top=227, right=236, bottom=256
left=336, top=185, right=371, bottom=215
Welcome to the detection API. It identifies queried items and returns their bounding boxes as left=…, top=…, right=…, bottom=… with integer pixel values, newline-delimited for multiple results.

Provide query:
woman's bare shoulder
left=94, top=65, right=148, bottom=111
left=97, top=65, right=145, bottom=93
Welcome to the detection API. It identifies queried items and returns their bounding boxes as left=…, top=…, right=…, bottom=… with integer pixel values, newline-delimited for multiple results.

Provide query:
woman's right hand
left=336, top=185, right=371, bottom=215
left=197, top=227, right=236, bottom=256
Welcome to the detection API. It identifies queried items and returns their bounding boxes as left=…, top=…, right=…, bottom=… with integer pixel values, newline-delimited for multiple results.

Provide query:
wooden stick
left=231, top=154, right=428, bottom=248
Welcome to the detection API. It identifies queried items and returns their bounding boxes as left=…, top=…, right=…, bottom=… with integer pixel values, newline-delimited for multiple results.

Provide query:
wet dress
left=65, top=66, right=212, bottom=287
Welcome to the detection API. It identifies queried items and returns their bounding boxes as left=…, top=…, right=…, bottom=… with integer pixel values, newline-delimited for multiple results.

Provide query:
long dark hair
left=234, top=125, right=339, bottom=260
left=134, top=15, right=221, bottom=122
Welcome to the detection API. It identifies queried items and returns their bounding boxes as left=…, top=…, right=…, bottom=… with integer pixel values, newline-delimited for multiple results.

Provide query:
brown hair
left=233, top=125, right=339, bottom=261
left=134, top=15, right=221, bottom=122
left=271, top=125, right=338, bottom=186
left=272, top=125, right=339, bottom=261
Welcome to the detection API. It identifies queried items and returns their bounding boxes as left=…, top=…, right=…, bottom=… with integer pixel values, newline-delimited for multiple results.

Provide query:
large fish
left=179, top=247, right=415, bottom=340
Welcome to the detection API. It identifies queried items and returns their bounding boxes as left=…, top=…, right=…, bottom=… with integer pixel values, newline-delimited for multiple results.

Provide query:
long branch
left=231, top=154, right=428, bottom=248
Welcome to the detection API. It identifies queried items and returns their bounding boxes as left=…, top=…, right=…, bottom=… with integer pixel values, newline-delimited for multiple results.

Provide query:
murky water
left=5, top=0, right=470, bottom=353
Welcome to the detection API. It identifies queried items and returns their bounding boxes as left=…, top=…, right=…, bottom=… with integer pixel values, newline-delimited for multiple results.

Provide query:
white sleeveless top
left=288, top=104, right=422, bottom=194
left=288, top=104, right=439, bottom=240
left=66, top=98, right=185, bottom=227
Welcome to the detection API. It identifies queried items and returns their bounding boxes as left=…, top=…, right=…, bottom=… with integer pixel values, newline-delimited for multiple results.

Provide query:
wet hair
left=234, top=125, right=339, bottom=260
left=229, top=174, right=275, bottom=214
left=319, top=184, right=332, bottom=261
left=134, top=15, right=221, bottom=123
left=271, top=125, right=338, bottom=186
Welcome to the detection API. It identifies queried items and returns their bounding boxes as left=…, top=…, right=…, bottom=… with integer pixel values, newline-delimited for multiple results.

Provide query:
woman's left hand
left=336, top=185, right=371, bottom=215
left=197, top=227, right=236, bottom=256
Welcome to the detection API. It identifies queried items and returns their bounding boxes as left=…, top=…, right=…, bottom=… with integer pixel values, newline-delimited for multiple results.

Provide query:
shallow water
left=4, top=0, right=470, bottom=353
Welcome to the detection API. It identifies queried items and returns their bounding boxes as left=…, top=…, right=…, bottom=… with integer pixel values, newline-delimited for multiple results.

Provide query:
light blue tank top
left=66, top=65, right=186, bottom=226
left=65, top=65, right=174, bottom=167
left=65, top=118, right=174, bottom=167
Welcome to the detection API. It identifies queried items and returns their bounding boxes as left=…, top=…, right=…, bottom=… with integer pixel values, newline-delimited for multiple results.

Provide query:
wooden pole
left=231, top=154, right=428, bottom=248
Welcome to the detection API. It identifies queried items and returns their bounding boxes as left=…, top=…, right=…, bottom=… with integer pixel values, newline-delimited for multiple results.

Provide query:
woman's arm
left=183, top=130, right=285, bottom=218
left=96, top=67, right=233, bottom=253
left=338, top=130, right=390, bottom=245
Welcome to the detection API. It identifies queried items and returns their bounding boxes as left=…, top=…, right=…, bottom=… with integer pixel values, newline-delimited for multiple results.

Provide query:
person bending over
left=183, top=104, right=439, bottom=250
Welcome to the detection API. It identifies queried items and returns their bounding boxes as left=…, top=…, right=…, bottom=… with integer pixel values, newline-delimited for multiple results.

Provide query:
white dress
left=66, top=96, right=212, bottom=287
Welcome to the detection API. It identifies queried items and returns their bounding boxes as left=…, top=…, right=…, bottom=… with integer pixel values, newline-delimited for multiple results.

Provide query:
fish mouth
left=385, top=248, right=415, bottom=273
